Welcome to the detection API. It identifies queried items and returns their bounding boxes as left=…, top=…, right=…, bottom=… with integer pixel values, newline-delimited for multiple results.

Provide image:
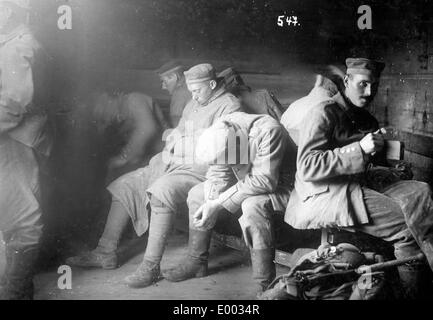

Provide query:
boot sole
left=125, top=276, right=160, bottom=289
left=125, top=281, right=155, bottom=289
left=66, top=258, right=118, bottom=270
left=164, top=268, right=208, bottom=282
left=66, top=263, right=118, bottom=270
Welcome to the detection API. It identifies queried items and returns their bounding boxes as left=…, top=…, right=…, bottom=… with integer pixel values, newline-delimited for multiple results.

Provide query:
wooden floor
left=1, top=232, right=291, bottom=300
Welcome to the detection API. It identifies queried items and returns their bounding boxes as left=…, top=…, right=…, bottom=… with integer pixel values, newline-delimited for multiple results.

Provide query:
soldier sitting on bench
left=163, top=112, right=297, bottom=297
left=285, top=57, right=433, bottom=299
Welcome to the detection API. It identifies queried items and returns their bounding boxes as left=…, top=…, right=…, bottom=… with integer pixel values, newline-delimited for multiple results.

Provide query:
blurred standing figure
left=156, top=61, right=191, bottom=128
left=0, top=0, right=51, bottom=300
left=92, top=90, right=168, bottom=183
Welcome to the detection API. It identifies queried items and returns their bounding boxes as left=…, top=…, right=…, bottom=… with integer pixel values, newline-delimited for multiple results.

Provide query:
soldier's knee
left=150, top=195, right=164, bottom=206
left=400, top=180, right=431, bottom=195
left=187, top=185, right=205, bottom=208
left=415, top=181, right=432, bottom=196
left=149, top=195, right=172, bottom=214
left=241, top=197, right=265, bottom=219
left=108, top=169, right=143, bottom=190
left=149, top=179, right=166, bottom=195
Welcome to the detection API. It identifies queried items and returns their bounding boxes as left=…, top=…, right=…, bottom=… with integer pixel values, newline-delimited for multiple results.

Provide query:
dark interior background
left=29, top=0, right=433, bottom=264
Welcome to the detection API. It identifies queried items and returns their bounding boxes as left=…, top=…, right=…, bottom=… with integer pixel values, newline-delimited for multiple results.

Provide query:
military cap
left=346, top=58, right=385, bottom=77
left=0, top=0, right=30, bottom=10
left=156, top=60, right=184, bottom=77
left=184, top=63, right=216, bottom=85
left=218, top=67, right=250, bottom=92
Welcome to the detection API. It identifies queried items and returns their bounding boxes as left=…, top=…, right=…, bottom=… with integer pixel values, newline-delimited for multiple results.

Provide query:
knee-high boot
left=397, top=262, right=433, bottom=299
left=66, top=199, right=129, bottom=269
left=0, top=245, right=39, bottom=300
left=0, top=245, right=13, bottom=288
left=163, top=229, right=212, bottom=282
left=251, top=248, right=276, bottom=295
left=124, top=203, right=174, bottom=288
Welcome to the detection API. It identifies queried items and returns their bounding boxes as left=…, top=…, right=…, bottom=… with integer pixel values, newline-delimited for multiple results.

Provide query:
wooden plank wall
left=371, top=22, right=433, bottom=183
left=84, top=64, right=315, bottom=117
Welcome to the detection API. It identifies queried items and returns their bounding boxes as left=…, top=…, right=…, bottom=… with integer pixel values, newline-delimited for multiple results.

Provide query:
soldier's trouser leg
left=381, top=181, right=433, bottom=271
left=353, top=186, right=421, bottom=259
left=66, top=198, right=128, bottom=269
left=124, top=196, right=174, bottom=288
left=125, top=172, right=205, bottom=288
left=239, top=195, right=276, bottom=293
left=351, top=183, right=432, bottom=298
left=0, top=138, right=44, bottom=300
left=164, top=184, right=211, bottom=282
left=378, top=181, right=433, bottom=299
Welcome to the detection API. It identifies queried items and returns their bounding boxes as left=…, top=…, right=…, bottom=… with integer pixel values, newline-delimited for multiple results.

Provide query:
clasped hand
left=193, top=199, right=224, bottom=230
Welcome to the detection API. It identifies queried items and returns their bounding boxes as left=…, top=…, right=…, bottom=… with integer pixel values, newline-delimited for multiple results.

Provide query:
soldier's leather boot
left=0, top=245, right=39, bottom=300
left=251, top=248, right=276, bottom=296
left=124, top=259, right=161, bottom=288
left=163, top=229, right=212, bottom=282
left=0, top=246, right=12, bottom=288
left=66, top=248, right=118, bottom=270
left=397, top=262, right=433, bottom=300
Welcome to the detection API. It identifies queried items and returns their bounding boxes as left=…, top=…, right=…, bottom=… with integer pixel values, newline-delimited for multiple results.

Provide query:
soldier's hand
left=360, top=132, right=385, bottom=155
left=193, top=200, right=223, bottom=230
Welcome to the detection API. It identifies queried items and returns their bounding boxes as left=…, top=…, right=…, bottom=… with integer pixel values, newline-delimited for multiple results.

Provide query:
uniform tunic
left=241, top=89, right=285, bottom=121
left=285, top=92, right=385, bottom=229
left=187, top=112, right=296, bottom=249
left=210, top=113, right=295, bottom=213
left=281, top=75, right=338, bottom=145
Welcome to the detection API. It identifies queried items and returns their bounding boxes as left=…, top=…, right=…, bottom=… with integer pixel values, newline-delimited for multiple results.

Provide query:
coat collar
left=332, top=90, right=376, bottom=128
left=201, top=84, right=226, bottom=107
left=332, top=91, right=353, bottom=112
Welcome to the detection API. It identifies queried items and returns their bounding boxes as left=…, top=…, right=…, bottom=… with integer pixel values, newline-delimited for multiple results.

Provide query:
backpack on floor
left=260, top=243, right=388, bottom=300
